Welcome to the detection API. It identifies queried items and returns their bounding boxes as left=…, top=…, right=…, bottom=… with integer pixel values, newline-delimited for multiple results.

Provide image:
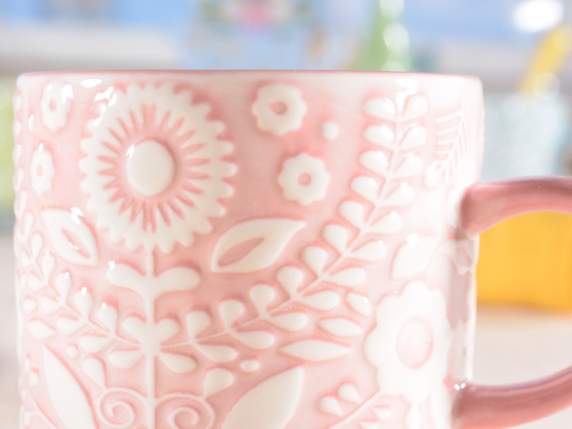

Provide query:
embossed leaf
left=41, top=209, right=98, bottom=266
left=338, top=383, right=361, bottom=403
left=211, top=218, right=305, bottom=273
left=322, top=224, right=350, bottom=254
left=186, top=311, right=212, bottom=337
left=281, top=340, right=350, bottom=361
left=385, top=183, right=415, bottom=206
left=371, top=212, right=403, bottom=234
left=96, top=302, right=118, bottom=332
left=199, top=344, right=238, bottom=362
left=41, top=251, right=55, bottom=278
left=79, top=335, right=109, bottom=353
left=319, top=318, right=363, bottom=337
left=39, top=297, right=59, bottom=313
left=359, top=150, right=388, bottom=175
left=28, top=320, right=55, bottom=339
left=219, top=300, right=245, bottom=328
left=249, top=284, right=277, bottom=314
left=395, top=154, right=423, bottom=178
left=353, top=240, right=386, bottom=261
left=276, top=266, right=304, bottom=295
left=302, top=246, right=329, bottom=275
left=203, top=368, right=235, bottom=397
left=393, top=235, right=440, bottom=279
left=327, top=268, right=366, bottom=288
left=401, top=125, right=427, bottom=149
left=320, top=396, right=343, bottom=416
left=160, top=352, right=196, bottom=373
left=351, top=176, right=379, bottom=203
left=302, top=291, right=341, bottom=311
left=43, top=348, right=97, bottom=429
left=54, top=272, right=71, bottom=298
left=365, top=98, right=397, bottom=119
left=234, top=331, right=275, bottom=349
left=270, top=313, right=309, bottom=332
left=222, top=367, right=304, bottom=429
left=339, top=201, right=365, bottom=228
left=425, top=161, right=446, bottom=188
left=82, top=357, right=106, bottom=387
left=56, top=317, right=82, bottom=335
left=346, top=293, right=372, bottom=316
left=108, top=349, right=141, bottom=368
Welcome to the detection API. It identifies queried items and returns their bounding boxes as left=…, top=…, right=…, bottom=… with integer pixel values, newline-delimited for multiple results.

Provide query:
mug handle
left=455, top=177, right=572, bottom=428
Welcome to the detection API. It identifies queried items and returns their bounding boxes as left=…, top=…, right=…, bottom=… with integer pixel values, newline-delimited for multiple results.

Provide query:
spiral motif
left=157, top=393, right=215, bottom=429
left=96, top=387, right=144, bottom=429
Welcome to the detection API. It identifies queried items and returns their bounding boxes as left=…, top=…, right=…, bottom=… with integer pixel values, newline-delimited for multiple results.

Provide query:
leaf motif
left=219, top=300, right=245, bottom=328
left=339, top=201, right=365, bottom=228
left=281, top=340, right=351, bottom=361
left=346, top=293, right=372, bottom=316
left=222, top=367, right=304, bottom=429
left=199, top=344, right=238, bottom=362
left=327, top=268, right=366, bottom=288
left=41, top=209, right=98, bottom=266
left=186, top=311, right=212, bottom=337
left=319, top=396, right=343, bottom=416
left=371, top=212, right=403, bottom=234
left=79, top=335, right=109, bottom=353
left=54, top=272, right=72, bottom=298
left=322, top=224, right=350, bottom=254
left=211, top=218, right=305, bottom=273
left=359, top=150, right=388, bottom=175
left=302, top=246, right=329, bottom=275
left=302, top=291, right=341, bottom=311
left=338, top=383, right=361, bottom=403
left=43, top=348, right=97, bottom=429
left=425, top=161, right=446, bottom=188
left=82, top=357, right=106, bottom=387
left=96, top=302, right=118, bottom=332
left=352, top=240, right=386, bottom=262
left=56, top=317, right=82, bottom=335
left=28, top=320, right=54, bottom=339
left=203, top=368, right=235, bottom=398
left=249, top=285, right=277, bottom=314
left=160, top=352, right=196, bottom=374
left=270, top=313, right=309, bottom=332
left=319, top=318, right=363, bottom=337
left=393, top=235, right=440, bottom=279
left=108, top=350, right=141, bottom=368
left=41, top=251, right=55, bottom=278
left=276, top=266, right=304, bottom=295
left=351, top=176, right=379, bottom=203
left=234, top=331, right=275, bottom=349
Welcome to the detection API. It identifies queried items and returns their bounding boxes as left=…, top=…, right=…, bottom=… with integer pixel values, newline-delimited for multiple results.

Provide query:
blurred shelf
left=0, top=21, right=184, bottom=75
left=423, top=41, right=572, bottom=92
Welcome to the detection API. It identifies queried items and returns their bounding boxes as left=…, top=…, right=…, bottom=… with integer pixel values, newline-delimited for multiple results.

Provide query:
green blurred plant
left=353, top=0, right=411, bottom=70
left=0, top=84, right=13, bottom=214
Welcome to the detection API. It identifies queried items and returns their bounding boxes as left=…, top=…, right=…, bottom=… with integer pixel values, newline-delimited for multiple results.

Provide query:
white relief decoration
left=222, top=367, right=305, bottom=429
left=43, top=348, right=98, bottom=429
left=80, top=82, right=236, bottom=253
left=281, top=340, right=351, bottom=361
left=41, top=209, right=98, bottom=266
left=30, top=143, right=55, bottom=195
left=252, top=83, right=307, bottom=136
left=278, top=153, right=331, bottom=206
left=40, top=81, right=74, bottom=132
left=392, top=234, right=440, bottom=280
left=211, top=218, right=305, bottom=273
left=322, top=121, right=340, bottom=141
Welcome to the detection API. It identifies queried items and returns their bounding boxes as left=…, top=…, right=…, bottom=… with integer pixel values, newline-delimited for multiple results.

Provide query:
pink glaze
left=457, top=177, right=572, bottom=428
left=12, top=70, right=572, bottom=429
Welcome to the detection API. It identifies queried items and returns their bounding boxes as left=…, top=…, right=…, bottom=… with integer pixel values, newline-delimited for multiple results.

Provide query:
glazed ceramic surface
left=14, top=71, right=572, bottom=429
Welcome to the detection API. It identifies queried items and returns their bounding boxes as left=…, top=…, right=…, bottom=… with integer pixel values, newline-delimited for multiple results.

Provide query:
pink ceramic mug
left=13, top=71, right=572, bottom=429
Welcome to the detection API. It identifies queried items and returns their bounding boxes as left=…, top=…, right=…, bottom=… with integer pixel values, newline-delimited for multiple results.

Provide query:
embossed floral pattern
left=40, top=81, right=73, bottom=131
left=15, top=74, right=481, bottom=429
left=80, top=82, right=236, bottom=253
left=365, top=281, right=452, bottom=427
left=252, top=83, right=307, bottom=136
left=278, top=153, right=330, bottom=205
left=30, top=144, right=54, bottom=195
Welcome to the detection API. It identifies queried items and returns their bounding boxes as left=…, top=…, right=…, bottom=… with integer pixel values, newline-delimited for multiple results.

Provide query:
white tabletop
left=2, top=236, right=572, bottom=428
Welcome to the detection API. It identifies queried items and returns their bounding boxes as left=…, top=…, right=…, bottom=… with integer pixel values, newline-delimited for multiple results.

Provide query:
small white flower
left=365, top=281, right=452, bottom=427
left=252, top=83, right=307, bottom=136
left=278, top=153, right=330, bottom=206
left=30, top=144, right=55, bottom=195
left=40, top=82, right=74, bottom=132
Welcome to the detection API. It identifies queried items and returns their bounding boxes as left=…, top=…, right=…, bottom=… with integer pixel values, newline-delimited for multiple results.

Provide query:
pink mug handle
left=456, top=177, right=572, bottom=428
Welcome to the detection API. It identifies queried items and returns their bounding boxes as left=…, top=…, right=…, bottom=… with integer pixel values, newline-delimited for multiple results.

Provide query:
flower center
left=396, top=317, right=433, bottom=369
left=271, top=101, right=288, bottom=115
left=126, top=140, right=175, bottom=197
left=298, top=172, right=312, bottom=186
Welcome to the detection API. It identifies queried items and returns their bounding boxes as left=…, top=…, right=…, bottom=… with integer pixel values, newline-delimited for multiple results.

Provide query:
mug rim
left=17, top=69, right=481, bottom=83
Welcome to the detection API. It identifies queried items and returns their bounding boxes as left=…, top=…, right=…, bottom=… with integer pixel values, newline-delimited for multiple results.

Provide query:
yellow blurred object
left=477, top=212, right=572, bottom=310
left=520, top=25, right=572, bottom=94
